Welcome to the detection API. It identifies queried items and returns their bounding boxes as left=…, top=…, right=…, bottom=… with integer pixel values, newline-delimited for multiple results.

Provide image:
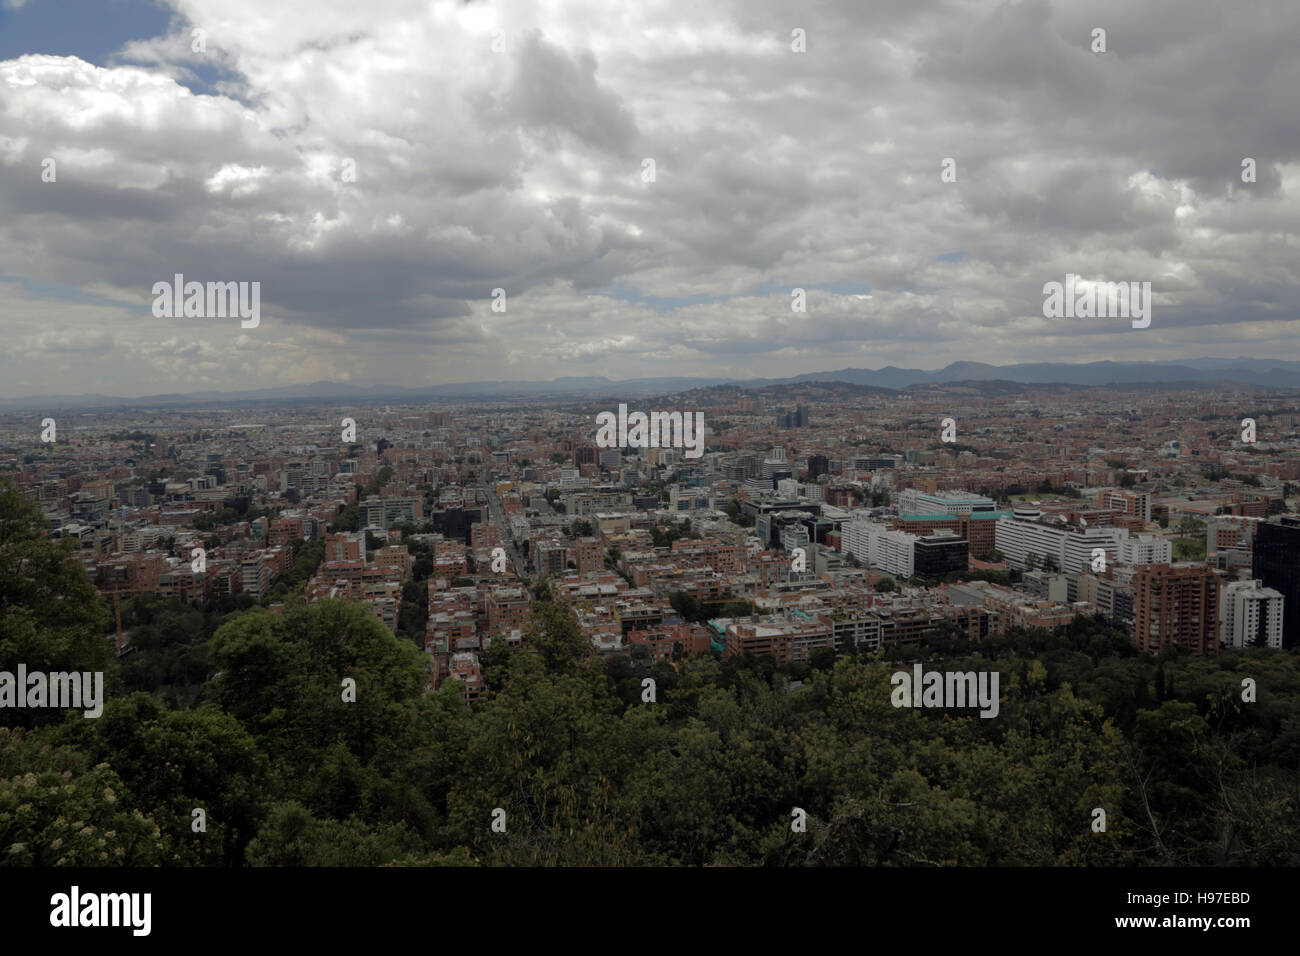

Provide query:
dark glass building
left=1253, top=515, right=1300, bottom=648
left=913, top=532, right=968, bottom=578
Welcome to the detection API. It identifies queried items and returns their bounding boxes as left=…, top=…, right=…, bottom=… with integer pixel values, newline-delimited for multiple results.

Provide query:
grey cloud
left=506, top=31, right=638, bottom=155
left=0, top=0, right=1298, bottom=397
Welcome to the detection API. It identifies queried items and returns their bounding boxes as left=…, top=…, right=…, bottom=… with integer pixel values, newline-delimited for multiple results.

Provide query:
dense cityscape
left=1, top=0, right=1296, bottom=930
left=0, top=377, right=1297, bottom=869
left=9, top=380, right=1300, bottom=672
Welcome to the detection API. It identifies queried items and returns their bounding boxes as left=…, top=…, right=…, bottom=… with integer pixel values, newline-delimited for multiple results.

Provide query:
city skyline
left=4, top=0, right=1300, bottom=904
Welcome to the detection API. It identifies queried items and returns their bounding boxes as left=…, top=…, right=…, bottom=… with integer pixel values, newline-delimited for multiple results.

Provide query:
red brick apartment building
left=1132, top=564, right=1220, bottom=656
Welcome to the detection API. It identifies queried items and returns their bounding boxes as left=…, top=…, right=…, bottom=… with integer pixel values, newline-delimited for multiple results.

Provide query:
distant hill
left=1, top=358, right=1297, bottom=410
left=761, top=358, right=1300, bottom=390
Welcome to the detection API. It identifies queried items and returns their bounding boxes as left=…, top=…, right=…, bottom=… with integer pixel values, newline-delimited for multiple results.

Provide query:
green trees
left=724, top=499, right=755, bottom=527
left=194, top=507, right=240, bottom=531
left=209, top=601, right=427, bottom=764
left=0, top=481, right=115, bottom=728
left=243, top=801, right=429, bottom=866
left=521, top=601, right=589, bottom=675
left=2, top=467, right=1299, bottom=867
left=51, top=694, right=267, bottom=865
left=0, top=727, right=168, bottom=866
left=649, top=519, right=696, bottom=549
left=264, top=538, right=325, bottom=602
left=356, top=466, right=396, bottom=501
left=669, top=591, right=702, bottom=622
left=203, top=600, right=438, bottom=863
left=330, top=503, right=360, bottom=532
left=670, top=592, right=751, bottom=624
left=397, top=580, right=428, bottom=646
left=116, top=595, right=213, bottom=707
left=444, top=651, right=630, bottom=864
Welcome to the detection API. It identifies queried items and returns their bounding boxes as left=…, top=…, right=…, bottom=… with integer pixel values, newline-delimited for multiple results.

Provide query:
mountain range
left=3, top=358, right=1298, bottom=409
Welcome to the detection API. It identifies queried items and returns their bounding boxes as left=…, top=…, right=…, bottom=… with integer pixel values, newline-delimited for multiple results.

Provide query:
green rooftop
left=899, top=511, right=1012, bottom=521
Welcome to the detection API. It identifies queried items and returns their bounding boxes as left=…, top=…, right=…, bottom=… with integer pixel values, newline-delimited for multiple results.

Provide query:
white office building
left=840, top=518, right=915, bottom=577
left=841, top=518, right=874, bottom=566
left=898, top=489, right=996, bottom=517
left=837, top=520, right=909, bottom=580
left=870, top=527, right=915, bottom=578
left=1221, top=579, right=1285, bottom=649
left=994, top=510, right=1123, bottom=573
left=1117, top=533, right=1172, bottom=566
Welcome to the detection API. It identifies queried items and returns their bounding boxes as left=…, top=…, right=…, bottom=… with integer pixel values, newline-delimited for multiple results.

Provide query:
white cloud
left=0, top=0, right=1297, bottom=397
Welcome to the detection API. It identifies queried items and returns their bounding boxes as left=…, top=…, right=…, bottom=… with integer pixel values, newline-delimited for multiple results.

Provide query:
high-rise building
left=840, top=517, right=874, bottom=567
left=776, top=406, right=810, bottom=429
left=807, top=454, right=829, bottom=480
left=1132, top=563, right=1220, bottom=656
left=723, top=615, right=834, bottom=664
left=776, top=478, right=803, bottom=499
left=762, top=447, right=792, bottom=485
left=431, top=505, right=483, bottom=544
left=1220, top=579, right=1285, bottom=649
left=1253, top=515, right=1300, bottom=648
left=240, top=552, right=273, bottom=599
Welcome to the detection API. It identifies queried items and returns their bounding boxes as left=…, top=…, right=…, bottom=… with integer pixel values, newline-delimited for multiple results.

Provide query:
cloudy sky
left=1, top=0, right=1297, bottom=398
